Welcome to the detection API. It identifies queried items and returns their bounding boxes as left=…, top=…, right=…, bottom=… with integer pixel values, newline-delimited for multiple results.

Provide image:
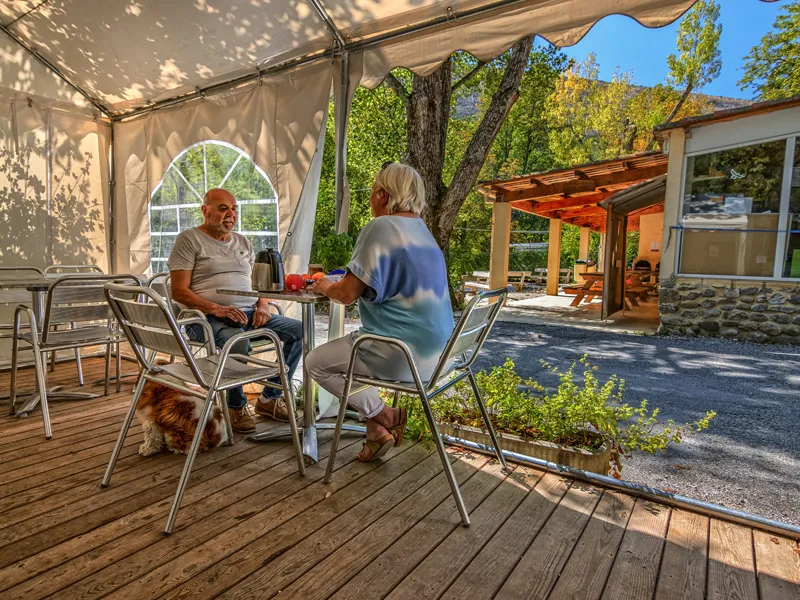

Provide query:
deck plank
left=438, top=473, right=572, bottom=600
left=110, top=442, right=439, bottom=600
left=754, top=530, right=800, bottom=600
left=3, top=436, right=363, bottom=600
left=547, top=491, right=636, bottom=600
left=495, top=481, right=602, bottom=600
left=601, top=500, right=671, bottom=600
left=0, top=358, right=797, bottom=600
left=219, top=453, right=504, bottom=600
left=380, top=465, right=540, bottom=600
left=653, top=509, right=709, bottom=600
left=707, top=519, right=759, bottom=600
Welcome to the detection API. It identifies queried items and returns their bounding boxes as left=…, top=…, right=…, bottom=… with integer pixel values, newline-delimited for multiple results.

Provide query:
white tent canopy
left=0, top=0, right=699, bottom=275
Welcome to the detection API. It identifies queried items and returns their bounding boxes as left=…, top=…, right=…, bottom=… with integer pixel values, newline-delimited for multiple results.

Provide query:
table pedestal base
left=249, top=421, right=367, bottom=465
left=13, top=387, right=100, bottom=418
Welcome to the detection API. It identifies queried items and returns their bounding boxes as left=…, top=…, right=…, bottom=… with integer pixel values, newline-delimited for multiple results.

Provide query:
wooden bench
left=532, top=268, right=573, bottom=285
left=459, top=270, right=531, bottom=302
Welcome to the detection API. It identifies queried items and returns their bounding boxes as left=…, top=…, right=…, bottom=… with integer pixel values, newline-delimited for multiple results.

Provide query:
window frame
left=148, top=141, right=279, bottom=274
left=677, top=133, right=799, bottom=281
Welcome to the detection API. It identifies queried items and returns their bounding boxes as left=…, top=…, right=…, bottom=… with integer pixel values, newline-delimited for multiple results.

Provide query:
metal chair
left=9, top=274, right=141, bottom=439
left=43, top=264, right=104, bottom=383
left=0, top=266, right=44, bottom=338
left=101, top=283, right=305, bottom=534
left=324, top=288, right=509, bottom=527
left=145, top=272, right=285, bottom=363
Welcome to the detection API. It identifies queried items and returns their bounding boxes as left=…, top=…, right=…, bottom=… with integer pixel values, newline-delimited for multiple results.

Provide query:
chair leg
left=418, top=387, right=470, bottom=527
left=72, top=322, right=84, bottom=386
left=115, top=343, right=122, bottom=393
left=324, top=366, right=355, bottom=484
left=165, top=389, right=218, bottom=534
left=467, top=369, right=508, bottom=472
left=31, top=345, right=52, bottom=440
left=101, top=374, right=147, bottom=487
left=103, top=344, right=111, bottom=396
left=9, top=331, right=20, bottom=416
left=281, top=372, right=305, bottom=476
left=217, top=392, right=234, bottom=446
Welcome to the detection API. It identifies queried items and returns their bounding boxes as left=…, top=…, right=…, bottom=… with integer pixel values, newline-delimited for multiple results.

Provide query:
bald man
left=168, top=188, right=302, bottom=433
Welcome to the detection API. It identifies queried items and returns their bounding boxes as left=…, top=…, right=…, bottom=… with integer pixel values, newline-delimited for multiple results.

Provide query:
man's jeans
left=187, top=309, right=303, bottom=409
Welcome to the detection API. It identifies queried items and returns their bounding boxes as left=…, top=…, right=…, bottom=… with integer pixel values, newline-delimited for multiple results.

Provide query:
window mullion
left=774, top=137, right=797, bottom=279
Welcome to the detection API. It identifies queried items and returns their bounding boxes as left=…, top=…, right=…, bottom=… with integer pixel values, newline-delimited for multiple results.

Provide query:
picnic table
left=459, top=270, right=530, bottom=302
left=564, top=271, right=653, bottom=309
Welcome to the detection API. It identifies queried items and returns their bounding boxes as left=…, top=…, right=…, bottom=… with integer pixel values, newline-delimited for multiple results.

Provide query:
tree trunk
left=665, top=83, right=693, bottom=124
left=404, top=36, right=534, bottom=260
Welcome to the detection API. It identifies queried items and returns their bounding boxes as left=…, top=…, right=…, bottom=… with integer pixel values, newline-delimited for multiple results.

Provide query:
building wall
left=658, top=108, right=800, bottom=344
left=636, top=212, right=663, bottom=268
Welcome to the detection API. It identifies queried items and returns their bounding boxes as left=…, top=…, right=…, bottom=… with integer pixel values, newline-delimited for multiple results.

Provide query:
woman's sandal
left=356, top=434, right=394, bottom=462
left=387, top=407, right=408, bottom=447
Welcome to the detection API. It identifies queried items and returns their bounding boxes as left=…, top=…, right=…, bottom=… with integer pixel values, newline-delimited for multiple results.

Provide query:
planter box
left=437, top=423, right=612, bottom=475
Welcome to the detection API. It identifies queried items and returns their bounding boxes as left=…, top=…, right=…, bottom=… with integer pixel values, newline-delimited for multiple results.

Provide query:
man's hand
left=252, top=305, right=272, bottom=328
left=209, top=304, right=248, bottom=324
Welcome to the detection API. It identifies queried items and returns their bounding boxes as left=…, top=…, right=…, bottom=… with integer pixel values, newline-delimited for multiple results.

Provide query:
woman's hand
left=311, top=273, right=366, bottom=305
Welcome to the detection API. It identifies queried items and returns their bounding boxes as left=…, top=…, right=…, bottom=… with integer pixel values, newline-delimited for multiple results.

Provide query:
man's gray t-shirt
left=167, top=228, right=255, bottom=309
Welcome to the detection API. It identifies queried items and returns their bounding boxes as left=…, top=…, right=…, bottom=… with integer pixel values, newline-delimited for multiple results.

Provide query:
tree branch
left=384, top=72, right=410, bottom=110
left=440, top=35, right=535, bottom=237
left=665, top=83, right=694, bottom=124
left=451, top=61, right=487, bottom=93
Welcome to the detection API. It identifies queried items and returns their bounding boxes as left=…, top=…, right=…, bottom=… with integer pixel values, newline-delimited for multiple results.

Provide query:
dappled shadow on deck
left=0, top=358, right=798, bottom=600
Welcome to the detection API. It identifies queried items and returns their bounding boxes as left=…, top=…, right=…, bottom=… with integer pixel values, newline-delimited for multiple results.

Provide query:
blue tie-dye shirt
left=347, top=215, right=454, bottom=378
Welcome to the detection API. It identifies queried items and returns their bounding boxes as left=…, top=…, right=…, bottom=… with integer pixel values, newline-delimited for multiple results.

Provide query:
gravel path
left=312, top=315, right=799, bottom=526
left=473, top=321, right=800, bottom=526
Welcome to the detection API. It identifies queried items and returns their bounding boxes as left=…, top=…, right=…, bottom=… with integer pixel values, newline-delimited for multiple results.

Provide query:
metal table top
left=217, top=288, right=329, bottom=304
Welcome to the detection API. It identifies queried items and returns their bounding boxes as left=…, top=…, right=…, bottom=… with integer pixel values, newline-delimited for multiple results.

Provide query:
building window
left=678, top=138, right=795, bottom=278
left=148, top=142, right=278, bottom=274
left=781, top=142, right=800, bottom=277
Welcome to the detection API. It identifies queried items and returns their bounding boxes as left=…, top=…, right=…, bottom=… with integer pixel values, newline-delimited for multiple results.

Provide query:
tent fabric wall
left=112, top=60, right=333, bottom=274
left=0, top=97, right=111, bottom=270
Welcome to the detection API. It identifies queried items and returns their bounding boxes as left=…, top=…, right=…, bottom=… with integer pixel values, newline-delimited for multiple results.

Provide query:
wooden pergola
left=478, top=151, right=669, bottom=295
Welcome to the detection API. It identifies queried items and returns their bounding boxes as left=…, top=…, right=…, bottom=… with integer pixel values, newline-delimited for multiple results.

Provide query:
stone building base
left=659, top=276, right=800, bottom=344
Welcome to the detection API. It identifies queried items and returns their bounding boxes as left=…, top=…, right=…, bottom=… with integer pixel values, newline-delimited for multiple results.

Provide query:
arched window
left=148, top=141, right=278, bottom=274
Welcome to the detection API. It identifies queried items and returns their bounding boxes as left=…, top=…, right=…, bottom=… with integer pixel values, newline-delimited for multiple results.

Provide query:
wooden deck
left=1, top=358, right=799, bottom=600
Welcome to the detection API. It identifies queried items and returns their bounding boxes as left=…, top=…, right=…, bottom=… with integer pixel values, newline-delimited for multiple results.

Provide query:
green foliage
left=667, top=0, right=723, bottom=92
left=387, top=357, right=716, bottom=477
left=626, top=231, right=640, bottom=267
left=314, top=232, right=353, bottom=272
left=739, top=2, right=800, bottom=100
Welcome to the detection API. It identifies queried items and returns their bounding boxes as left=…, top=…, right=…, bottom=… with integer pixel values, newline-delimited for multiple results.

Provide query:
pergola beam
left=526, top=191, right=615, bottom=215
left=504, top=165, right=668, bottom=202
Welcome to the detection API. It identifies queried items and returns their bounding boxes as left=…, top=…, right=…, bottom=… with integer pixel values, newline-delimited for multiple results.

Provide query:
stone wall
left=659, top=277, right=800, bottom=344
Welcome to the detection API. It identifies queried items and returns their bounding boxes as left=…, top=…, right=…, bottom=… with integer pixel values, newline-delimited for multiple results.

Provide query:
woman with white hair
left=307, top=162, right=454, bottom=462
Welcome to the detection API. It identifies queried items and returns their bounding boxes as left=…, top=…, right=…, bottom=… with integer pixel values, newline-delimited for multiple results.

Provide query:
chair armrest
left=13, top=305, right=38, bottom=337
left=348, top=333, right=427, bottom=388
left=177, top=308, right=206, bottom=321
left=176, top=316, right=216, bottom=353
left=217, top=328, right=284, bottom=369
left=268, top=302, right=284, bottom=316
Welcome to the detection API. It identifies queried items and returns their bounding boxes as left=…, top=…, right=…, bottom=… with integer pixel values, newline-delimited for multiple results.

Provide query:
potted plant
left=387, top=357, right=715, bottom=477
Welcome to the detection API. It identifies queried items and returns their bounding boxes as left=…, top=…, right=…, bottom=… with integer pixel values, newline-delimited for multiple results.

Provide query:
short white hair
left=375, top=162, right=426, bottom=215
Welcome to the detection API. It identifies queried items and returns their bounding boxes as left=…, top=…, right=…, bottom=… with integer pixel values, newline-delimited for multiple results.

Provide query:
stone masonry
left=659, top=276, right=800, bottom=344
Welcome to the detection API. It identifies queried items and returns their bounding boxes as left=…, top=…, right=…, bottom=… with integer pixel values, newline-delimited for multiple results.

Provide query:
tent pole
left=334, top=51, right=350, bottom=234
left=108, top=122, right=116, bottom=274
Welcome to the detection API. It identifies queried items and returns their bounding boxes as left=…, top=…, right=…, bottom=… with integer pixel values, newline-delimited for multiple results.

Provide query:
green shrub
left=313, top=232, right=353, bottom=273
left=384, top=356, right=715, bottom=477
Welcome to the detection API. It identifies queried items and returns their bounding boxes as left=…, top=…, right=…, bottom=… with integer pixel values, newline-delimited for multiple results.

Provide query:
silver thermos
left=252, top=250, right=285, bottom=291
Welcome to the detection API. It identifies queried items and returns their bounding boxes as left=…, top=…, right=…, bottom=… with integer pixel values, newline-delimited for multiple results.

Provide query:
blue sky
left=541, top=0, right=793, bottom=100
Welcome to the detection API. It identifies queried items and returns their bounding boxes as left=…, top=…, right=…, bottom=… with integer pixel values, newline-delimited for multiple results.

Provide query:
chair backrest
left=146, top=272, right=180, bottom=316
left=428, top=288, right=507, bottom=384
left=41, top=274, right=140, bottom=341
left=0, top=266, right=45, bottom=304
left=44, top=264, right=104, bottom=275
left=104, top=283, right=209, bottom=386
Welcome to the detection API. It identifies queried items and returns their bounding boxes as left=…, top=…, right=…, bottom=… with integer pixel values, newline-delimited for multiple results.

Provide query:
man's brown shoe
left=254, top=397, right=290, bottom=422
left=228, top=406, right=256, bottom=433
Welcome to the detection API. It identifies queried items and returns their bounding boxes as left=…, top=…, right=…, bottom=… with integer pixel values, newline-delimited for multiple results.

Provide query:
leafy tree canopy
left=739, top=1, right=800, bottom=100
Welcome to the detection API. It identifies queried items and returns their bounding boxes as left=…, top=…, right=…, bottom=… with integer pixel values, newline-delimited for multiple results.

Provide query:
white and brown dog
left=135, top=381, right=229, bottom=456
